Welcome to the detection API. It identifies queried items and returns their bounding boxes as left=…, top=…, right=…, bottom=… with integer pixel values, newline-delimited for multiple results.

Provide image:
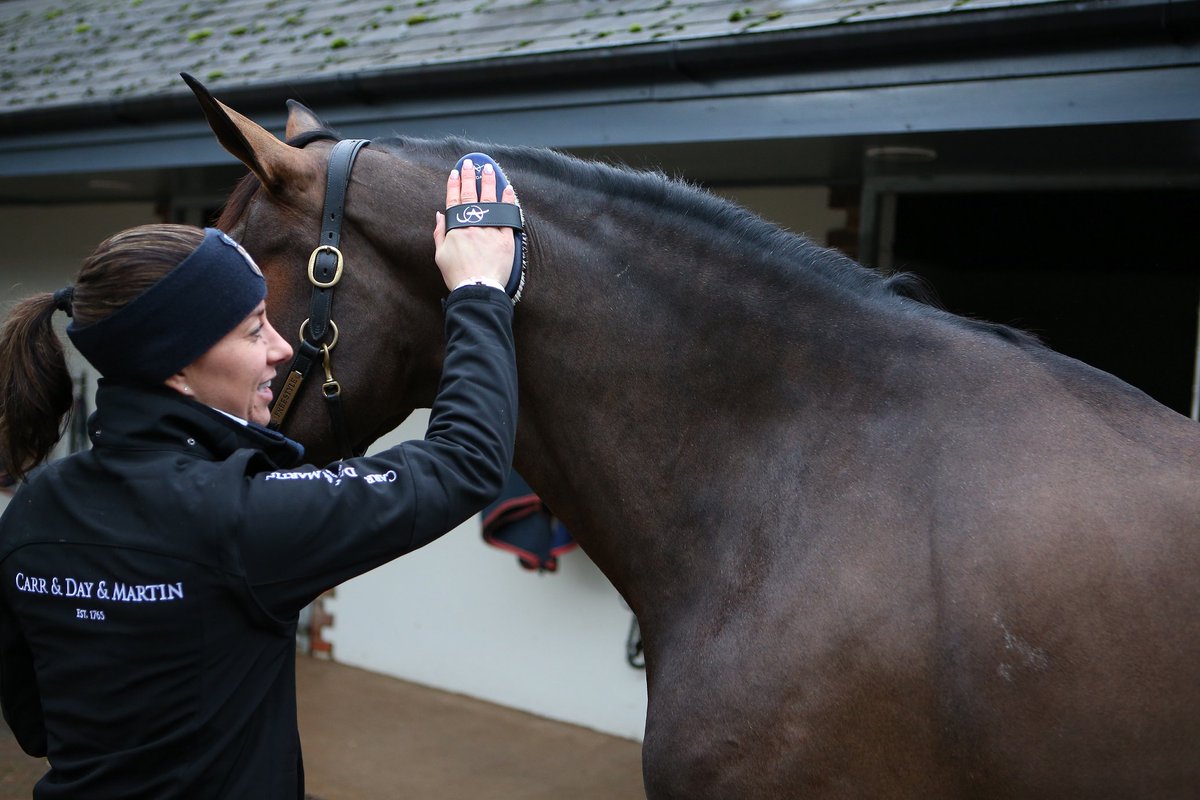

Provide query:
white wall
left=328, top=413, right=650, bottom=741
left=0, top=203, right=158, bottom=291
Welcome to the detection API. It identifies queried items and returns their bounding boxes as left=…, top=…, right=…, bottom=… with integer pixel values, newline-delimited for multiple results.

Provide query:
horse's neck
left=508, top=191, right=921, bottom=614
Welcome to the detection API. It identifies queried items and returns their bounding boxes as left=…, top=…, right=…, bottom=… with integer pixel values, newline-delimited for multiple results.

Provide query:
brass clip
left=321, top=344, right=341, bottom=398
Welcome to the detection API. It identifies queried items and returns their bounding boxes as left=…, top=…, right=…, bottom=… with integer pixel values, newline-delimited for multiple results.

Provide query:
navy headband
left=67, top=228, right=267, bottom=383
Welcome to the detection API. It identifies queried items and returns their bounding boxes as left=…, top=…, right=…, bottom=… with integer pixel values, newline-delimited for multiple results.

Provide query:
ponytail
left=0, top=223, right=204, bottom=481
left=0, top=293, right=74, bottom=480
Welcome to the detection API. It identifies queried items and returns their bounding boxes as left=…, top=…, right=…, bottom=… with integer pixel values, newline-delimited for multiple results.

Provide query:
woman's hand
left=432, top=159, right=517, bottom=292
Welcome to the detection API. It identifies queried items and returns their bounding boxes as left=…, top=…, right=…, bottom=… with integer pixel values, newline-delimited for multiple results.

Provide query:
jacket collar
left=88, top=380, right=305, bottom=468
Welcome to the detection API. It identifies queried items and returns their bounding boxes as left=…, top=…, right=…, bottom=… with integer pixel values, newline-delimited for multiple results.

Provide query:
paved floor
left=0, top=654, right=646, bottom=800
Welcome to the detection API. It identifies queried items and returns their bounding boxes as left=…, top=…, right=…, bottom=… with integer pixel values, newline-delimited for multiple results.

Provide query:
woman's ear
left=164, top=372, right=191, bottom=396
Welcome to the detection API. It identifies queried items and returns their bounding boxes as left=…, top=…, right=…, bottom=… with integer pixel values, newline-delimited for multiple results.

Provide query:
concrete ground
left=0, top=654, right=646, bottom=800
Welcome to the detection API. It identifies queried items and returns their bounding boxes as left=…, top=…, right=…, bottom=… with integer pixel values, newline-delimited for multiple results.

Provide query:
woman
left=0, top=161, right=518, bottom=798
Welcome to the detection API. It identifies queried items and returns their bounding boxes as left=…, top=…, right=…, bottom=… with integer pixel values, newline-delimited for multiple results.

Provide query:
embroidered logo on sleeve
left=263, top=464, right=397, bottom=486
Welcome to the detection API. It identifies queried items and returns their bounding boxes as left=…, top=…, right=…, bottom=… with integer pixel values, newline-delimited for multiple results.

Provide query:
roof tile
left=0, top=0, right=1073, bottom=117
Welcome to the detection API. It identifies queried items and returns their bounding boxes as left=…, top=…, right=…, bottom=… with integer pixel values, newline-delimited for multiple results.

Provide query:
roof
left=0, top=0, right=1194, bottom=189
left=1, top=0, right=1074, bottom=119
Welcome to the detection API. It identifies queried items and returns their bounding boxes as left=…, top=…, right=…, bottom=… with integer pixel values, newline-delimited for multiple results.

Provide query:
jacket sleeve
left=0, top=596, right=47, bottom=757
left=237, top=286, right=517, bottom=616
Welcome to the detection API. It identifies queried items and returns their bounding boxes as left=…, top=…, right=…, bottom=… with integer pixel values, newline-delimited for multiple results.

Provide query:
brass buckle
left=307, top=245, right=344, bottom=288
left=299, top=318, right=339, bottom=349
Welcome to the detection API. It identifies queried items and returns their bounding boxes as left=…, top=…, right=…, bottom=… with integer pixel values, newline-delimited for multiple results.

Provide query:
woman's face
left=173, top=301, right=293, bottom=425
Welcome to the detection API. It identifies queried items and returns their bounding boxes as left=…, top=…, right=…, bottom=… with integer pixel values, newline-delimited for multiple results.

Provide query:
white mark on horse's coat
left=993, top=613, right=1050, bottom=682
left=615, top=264, right=630, bottom=280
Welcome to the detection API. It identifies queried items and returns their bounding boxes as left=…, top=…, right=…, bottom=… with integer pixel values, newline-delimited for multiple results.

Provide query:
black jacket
left=0, top=286, right=516, bottom=799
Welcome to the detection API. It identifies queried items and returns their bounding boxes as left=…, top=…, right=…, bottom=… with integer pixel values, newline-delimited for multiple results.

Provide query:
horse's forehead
left=232, top=192, right=319, bottom=298
left=235, top=140, right=423, bottom=285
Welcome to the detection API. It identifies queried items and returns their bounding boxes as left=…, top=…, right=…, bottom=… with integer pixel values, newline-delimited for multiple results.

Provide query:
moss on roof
left=0, top=0, right=1071, bottom=114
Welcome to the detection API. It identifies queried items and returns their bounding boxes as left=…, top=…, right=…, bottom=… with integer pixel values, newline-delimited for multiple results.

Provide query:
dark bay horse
left=187, top=78, right=1200, bottom=798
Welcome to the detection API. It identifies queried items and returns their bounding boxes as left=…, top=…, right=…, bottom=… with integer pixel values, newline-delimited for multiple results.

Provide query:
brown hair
left=0, top=224, right=205, bottom=480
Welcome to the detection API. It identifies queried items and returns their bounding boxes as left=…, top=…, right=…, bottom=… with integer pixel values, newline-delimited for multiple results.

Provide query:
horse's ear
left=181, top=72, right=307, bottom=194
left=285, top=99, right=327, bottom=140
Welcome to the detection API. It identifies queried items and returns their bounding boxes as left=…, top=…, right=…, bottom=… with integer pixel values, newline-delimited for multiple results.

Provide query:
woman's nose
left=266, top=320, right=293, bottom=364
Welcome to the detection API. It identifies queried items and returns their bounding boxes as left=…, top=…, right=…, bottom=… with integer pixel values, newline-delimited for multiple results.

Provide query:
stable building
left=1, top=0, right=1198, bottom=740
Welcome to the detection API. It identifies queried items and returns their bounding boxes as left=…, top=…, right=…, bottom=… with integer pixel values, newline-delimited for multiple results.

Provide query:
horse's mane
left=218, top=126, right=1036, bottom=348
left=381, top=133, right=1037, bottom=348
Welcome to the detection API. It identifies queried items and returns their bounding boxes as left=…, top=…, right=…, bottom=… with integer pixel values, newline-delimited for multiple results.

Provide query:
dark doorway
left=890, top=188, right=1200, bottom=415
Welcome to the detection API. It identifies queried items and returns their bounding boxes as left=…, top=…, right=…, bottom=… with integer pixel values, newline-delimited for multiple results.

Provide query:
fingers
left=460, top=159, right=478, bottom=204
left=445, top=159, right=504, bottom=208
left=432, top=211, right=446, bottom=248
left=478, top=163, right=498, bottom=203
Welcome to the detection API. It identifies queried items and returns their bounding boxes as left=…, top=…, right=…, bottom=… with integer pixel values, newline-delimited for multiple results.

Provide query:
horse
left=185, top=76, right=1200, bottom=798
